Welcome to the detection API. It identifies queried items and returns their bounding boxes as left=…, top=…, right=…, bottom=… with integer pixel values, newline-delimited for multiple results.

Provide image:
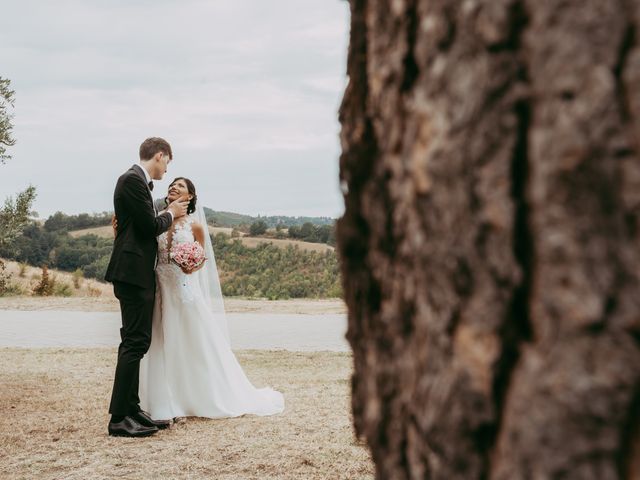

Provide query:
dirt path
left=0, top=296, right=347, bottom=314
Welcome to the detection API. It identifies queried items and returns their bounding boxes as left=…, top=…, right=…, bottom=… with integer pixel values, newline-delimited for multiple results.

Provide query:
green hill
left=42, top=208, right=336, bottom=232
left=203, top=208, right=335, bottom=228
left=203, top=209, right=255, bottom=227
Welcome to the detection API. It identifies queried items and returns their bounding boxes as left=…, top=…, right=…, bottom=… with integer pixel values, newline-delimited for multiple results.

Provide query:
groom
left=105, top=137, right=189, bottom=437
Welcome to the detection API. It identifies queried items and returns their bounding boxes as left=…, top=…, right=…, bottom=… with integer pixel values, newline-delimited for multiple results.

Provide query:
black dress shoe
left=133, top=410, right=172, bottom=430
left=108, top=416, right=159, bottom=437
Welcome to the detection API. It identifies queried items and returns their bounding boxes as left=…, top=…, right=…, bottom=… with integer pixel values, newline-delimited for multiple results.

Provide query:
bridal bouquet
left=170, top=242, right=206, bottom=271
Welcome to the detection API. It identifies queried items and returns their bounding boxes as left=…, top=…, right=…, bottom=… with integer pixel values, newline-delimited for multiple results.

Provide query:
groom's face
left=151, top=152, right=172, bottom=180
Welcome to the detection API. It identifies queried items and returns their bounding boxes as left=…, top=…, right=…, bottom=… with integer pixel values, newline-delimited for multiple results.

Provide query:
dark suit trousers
left=108, top=280, right=155, bottom=416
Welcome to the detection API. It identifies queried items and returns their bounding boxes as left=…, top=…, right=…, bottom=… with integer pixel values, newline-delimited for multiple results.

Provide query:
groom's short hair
left=139, top=137, right=173, bottom=161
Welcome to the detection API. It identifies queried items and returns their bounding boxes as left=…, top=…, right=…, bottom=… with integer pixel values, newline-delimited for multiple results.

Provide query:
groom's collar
left=134, top=163, right=152, bottom=184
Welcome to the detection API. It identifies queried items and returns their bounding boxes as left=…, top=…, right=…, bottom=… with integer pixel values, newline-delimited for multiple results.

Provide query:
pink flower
left=170, top=242, right=205, bottom=270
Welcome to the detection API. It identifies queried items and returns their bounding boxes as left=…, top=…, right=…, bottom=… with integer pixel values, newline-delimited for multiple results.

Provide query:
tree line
left=43, top=211, right=113, bottom=232
left=37, top=210, right=338, bottom=246
left=247, top=220, right=336, bottom=245
left=203, top=207, right=334, bottom=228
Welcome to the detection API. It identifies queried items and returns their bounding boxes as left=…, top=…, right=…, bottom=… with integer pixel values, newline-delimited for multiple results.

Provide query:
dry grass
left=207, top=226, right=241, bottom=237
left=67, top=225, right=115, bottom=238
left=3, top=260, right=112, bottom=297
left=237, top=236, right=334, bottom=253
left=0, top=348, right=372, bottom=480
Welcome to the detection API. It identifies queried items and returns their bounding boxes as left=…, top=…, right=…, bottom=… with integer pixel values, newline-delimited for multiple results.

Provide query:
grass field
left=0, top=348, right=373, bottom=479
left=237, top=236, right=334, bottom=252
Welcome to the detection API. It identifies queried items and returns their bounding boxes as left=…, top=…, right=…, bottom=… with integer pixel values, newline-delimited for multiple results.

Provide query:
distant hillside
left=203, top=209, right=255, bottom=227
left=203, top=208, right=335, bottom=228
left=68, top=224, right=334, bottom=253
left=42, top=209, right=335, bottom=232
left=1, top=222, right=340, bottom=299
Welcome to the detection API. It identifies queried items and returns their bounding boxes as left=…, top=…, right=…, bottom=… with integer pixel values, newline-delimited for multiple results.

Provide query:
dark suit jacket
left=105, top=165, right=173, bottom=289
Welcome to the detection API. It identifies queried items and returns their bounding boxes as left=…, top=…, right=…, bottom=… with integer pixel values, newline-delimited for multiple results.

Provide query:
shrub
left=87, top=284, right=102, bottom=297
left=32, top=265, right=55, bottom=296
left=249, top=221, right=268, bottom=236
left=82, top=255, right=110, bottom=281
left=1, top=282, right=24, bottom=296
left=72, top=268, right=84, bottom=289
left=0, top=260, right=8, bottom=291
left=53, top=281, right=73, bottom=297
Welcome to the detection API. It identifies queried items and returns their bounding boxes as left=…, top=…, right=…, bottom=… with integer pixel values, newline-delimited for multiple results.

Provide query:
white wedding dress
left=139, top=209, right=284, bottom=420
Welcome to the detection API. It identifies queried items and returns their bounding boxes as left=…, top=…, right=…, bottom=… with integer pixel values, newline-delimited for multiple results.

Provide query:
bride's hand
left=181, top=258, right=207, bottom=275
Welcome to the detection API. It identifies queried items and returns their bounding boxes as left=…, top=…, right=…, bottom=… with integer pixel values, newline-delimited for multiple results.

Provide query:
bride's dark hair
left=167, top=177, right=197, bottom=214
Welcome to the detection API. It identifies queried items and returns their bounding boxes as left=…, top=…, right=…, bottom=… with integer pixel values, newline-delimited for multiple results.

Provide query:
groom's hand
left=168, top=196, right=189, bottom=219
left=111, top=214, right=118, bottom=238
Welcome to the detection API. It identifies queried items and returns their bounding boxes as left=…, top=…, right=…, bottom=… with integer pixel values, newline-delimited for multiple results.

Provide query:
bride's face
left=167, top=179, right=193, bottom=202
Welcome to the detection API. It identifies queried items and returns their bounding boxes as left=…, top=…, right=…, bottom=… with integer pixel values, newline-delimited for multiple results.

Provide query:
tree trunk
left=337, top=0, right=640, bottom=478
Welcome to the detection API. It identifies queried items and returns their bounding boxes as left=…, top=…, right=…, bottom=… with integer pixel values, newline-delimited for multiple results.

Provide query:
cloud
left=0, top=0, right=349, bottom=218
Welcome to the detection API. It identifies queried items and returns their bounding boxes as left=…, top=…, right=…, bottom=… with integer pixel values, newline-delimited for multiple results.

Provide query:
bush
left=82, top=255, right=110, bottom=280
left=32, top=265, right=55, bottom=296
left=87, top=284, right=102, bottom=297
left=72, top=268, right=84, bottom=289
left=0, top=260, right=23, bottom=296
left=249, top=221, right=268, bottom=236
left=53, top=281, right=73, bottom=297
left=1, top=282, right=24, bottom=296
left=0, top=260, right=8, bottom=292
left=18, top=262, right=28, bottom=277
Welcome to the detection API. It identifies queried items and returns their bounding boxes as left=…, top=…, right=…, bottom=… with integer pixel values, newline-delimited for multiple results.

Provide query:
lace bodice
left=158, top=215, right=196, bottom=265
left=156, top=215, right=201, bottom=303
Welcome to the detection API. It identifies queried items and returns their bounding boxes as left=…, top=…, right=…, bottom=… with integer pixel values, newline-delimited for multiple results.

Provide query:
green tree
left=288, top=225, right=301, bottom=238
left=0, top=77, right=16, bottom=164
left=249, top=220, right=268, bottom=236
left=0, top=77, right=36, bottom=252
left=0, top=186, right=37, bottom=249
left=299, top=222, right=314, bottom=239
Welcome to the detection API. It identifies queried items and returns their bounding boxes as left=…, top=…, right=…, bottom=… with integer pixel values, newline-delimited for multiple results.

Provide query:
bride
left=139, top=177, right=284, bottom=420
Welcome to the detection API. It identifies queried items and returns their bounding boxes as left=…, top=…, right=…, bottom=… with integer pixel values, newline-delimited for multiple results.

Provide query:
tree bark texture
left=337, top=0, right=640, bottom=478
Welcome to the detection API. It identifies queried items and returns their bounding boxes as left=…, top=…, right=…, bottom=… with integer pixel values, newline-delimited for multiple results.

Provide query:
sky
left=0, top=0, right=350, bottom=219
